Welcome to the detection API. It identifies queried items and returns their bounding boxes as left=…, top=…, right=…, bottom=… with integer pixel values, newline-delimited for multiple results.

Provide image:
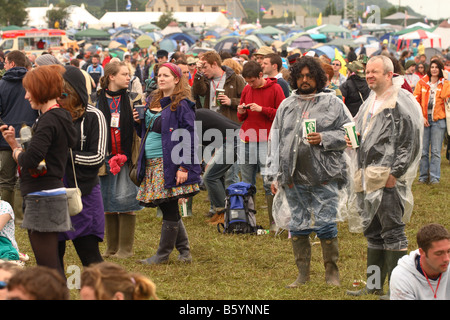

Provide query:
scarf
left=97, top=88, right=134, bottom=157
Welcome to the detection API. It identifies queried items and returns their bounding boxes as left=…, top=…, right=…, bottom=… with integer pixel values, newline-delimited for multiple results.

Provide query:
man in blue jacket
left=0, top=50, right=38, bottom=224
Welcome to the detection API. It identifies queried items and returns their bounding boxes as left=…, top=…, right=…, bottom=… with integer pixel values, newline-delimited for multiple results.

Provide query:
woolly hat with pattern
left=35, top=54, right=63, bottom=66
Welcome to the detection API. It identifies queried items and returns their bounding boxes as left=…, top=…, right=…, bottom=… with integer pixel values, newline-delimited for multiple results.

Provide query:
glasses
left=299, top=73, right=313, bottom=80
left=188, top=63, right=196, bottom=66
left=332, top=63, right=341, bottom=66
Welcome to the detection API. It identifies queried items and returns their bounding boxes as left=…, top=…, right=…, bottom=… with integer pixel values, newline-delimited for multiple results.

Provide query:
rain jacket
left=351, top=77, right=423, bottom=230
left=413, top=75, right=450, bottom=122
left=265, top=89, right=353, bottom=230
left=390, top=249, right=450, bottom=300
left=266, top=88, right=352, bottom=187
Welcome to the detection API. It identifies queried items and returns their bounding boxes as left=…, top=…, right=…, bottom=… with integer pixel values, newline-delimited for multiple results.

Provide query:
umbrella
left=136, top=34, right=154, bottom=49
left=311, top=45, right=338, bottom=59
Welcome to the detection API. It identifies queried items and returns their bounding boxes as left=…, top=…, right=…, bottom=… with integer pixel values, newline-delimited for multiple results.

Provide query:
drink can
left=344, top=122, right=359, bottom=148
left=216, top=89, right=225, bottom=107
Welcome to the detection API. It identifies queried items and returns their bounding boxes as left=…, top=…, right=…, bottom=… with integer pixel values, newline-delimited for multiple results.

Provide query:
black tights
left=58, top=235, right=104, bottom=268
left=28, top=230, right=65, bottom=277
left=159, top=200, right=180, bottom=222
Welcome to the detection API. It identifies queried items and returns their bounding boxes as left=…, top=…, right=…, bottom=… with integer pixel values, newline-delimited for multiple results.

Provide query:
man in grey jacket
left=267, top=56, right=353, bottom=287
left=390, top=224, right=450, bottom=300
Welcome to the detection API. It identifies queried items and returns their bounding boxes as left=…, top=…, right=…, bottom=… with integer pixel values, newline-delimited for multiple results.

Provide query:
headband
left=161, top=63, right=182, bottom=79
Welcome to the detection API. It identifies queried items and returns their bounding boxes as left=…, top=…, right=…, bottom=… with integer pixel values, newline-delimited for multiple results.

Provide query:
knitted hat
left=63, top=66, right=88, bottom=107
left=405, top=60, right=416, bottom=70
left=35, top=54, right=63, bottom=66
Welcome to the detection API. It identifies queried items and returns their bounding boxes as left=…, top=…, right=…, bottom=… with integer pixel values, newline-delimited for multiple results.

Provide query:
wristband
left=178, top=167, right=188, bottom=173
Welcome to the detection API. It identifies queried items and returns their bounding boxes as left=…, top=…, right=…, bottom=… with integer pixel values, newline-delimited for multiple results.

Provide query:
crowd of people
left=0, top=36, right=449, bottom=300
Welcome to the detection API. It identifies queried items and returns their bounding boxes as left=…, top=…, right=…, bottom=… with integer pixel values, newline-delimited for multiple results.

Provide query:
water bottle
left=19, top=124, right=32, bottom=150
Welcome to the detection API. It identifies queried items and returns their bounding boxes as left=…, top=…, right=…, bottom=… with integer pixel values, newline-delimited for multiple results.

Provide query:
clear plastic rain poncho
left=265, top=89, right=354, bottom=233
left=341, top=76, right=424, bottom=233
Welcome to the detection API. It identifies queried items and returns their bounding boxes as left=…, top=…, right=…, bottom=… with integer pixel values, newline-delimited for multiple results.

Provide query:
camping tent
left=161, top=22, right=183, bottom=36
left=252, top=26, right=286, bottom=37
left=289, top=34, right=317, bottom=50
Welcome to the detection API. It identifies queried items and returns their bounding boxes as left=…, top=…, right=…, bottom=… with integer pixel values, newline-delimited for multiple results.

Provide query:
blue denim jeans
left=238, top=140, right=271, bottom=195
left=419, top=115, right=446, bottom=182
left=203, top=137, right=239, bottom=209
left=285, top=182, right=339, bottom=239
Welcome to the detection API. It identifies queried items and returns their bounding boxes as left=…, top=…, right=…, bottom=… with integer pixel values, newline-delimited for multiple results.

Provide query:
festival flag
left=260, top=7, right=267, bottom=13
left=317, top=12, right=322, bottom=26
left=126, top=0, right=131, bottom=11
left=334, top=48, right=347, bottom=76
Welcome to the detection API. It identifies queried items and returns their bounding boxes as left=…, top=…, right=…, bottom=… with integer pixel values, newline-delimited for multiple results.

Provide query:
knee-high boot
left=102, top=214, right=119, bottom=257
left=320, top=237, right=340, bottom=286
left=139, top=220, right=179, bottom=265
left=286, top=235, right=311, bottom=288
left=113, top=214, right=136, bottom=259
left=175, top=219, right=192, bottom=263
left=346, top=248, right=387, bottom=296
left=379, top=250, right=407, bottom=300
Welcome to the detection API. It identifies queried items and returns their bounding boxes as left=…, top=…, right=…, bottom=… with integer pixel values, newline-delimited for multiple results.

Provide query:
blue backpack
left=218, top=182, right=261, bottom=234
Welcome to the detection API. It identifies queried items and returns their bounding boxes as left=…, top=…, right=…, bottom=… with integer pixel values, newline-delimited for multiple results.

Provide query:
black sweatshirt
left=18, top=108, right=77, bottom=196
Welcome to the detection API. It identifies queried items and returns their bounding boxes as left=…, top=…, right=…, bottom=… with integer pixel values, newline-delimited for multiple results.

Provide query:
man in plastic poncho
left=266, top=56, right=353, bottom=287
left=346, top=55, right=423, bottom=299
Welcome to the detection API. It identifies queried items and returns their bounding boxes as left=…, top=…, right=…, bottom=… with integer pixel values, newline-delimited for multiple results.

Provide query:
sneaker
left=430, top=180, right=440, bottom=184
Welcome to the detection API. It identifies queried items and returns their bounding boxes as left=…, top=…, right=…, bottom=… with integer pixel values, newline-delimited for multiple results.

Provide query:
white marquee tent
left=94, top=12, right=230, bottom=29
left=26, top=4, right=100, bottom=29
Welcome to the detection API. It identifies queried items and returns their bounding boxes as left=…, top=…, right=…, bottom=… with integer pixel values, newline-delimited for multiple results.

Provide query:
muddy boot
left=102, top=213, right=119, bottom=257
left=321, top=238, right=340, bottom=286
left=286, top=235, right=311, bottom=288
left=175, top=219, right=192, bottom=263
left=347, top=248, right=386, bottom=296
left=139, top=220, right=179, bottom=265
left=379, top=250, right=407, bottom=300
left=113, top=214, right=136, bottom=259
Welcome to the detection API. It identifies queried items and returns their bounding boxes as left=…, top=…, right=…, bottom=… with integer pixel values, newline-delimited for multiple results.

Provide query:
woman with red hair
left=0, top=65, right=77, bottom=276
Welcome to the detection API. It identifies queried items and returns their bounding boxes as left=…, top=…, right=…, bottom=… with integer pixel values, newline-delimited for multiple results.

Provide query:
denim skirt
left=22, top=194, right=72, bottom=233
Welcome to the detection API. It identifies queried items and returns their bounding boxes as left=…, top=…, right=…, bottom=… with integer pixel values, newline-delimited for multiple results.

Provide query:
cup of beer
left=135, top=105, right=146, bottom=120
left=304, top=119, right=316, bottom=135
left=344, top=122, right=359, bottom=149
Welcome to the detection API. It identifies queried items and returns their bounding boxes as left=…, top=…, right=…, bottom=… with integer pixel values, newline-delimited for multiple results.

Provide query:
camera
left=243, top=105, right=251, bottom=109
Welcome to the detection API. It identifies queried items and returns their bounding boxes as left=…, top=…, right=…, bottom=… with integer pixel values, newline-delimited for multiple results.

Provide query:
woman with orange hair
left=0, top=65, right=77, bottom=276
